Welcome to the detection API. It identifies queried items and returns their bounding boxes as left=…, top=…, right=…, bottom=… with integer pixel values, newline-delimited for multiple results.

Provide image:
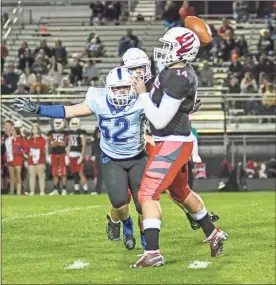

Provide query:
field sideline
left=2, top=192, right=275, bottom=284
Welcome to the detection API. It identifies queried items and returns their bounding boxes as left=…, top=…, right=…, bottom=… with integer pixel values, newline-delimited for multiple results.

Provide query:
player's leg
left=29, top=165, right=36, bottom=195
left=131, top=141, right=193, bottom=268
left=14, top=165, right=22, bottom=195
left=102, top=157, right=136, bottom=250
left=79, top=163, right=88, bottom=194
left=109, top=188, right=132, bottom=225
left=37, top=164, right=46, bottom=195
left=60, top=155, right=67, bottom=195
left=69, top=157, right=80, bottom=194
left=49, top=154, right=59, bottom=195
left=128, top=152, right=148, bottom=249
left=169, top=164, right=227, bottom=257
left=8, top=166, right=15, bottom=194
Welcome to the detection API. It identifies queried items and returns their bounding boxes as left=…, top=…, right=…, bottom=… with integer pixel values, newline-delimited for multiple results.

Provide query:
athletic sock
left=143, top=218, right=161, bottom=251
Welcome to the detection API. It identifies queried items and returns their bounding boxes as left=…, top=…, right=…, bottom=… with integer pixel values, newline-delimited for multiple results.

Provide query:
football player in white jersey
left=14, top=66, right=147, bottom=251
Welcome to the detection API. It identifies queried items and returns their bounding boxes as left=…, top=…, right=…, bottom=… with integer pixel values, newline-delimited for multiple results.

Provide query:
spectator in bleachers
left=233, top=0, right=249, bottom=23
left=13, top=83, right=29, bottom=95
left=229, top=53, right=244, bottom=81
left=31, top=54, right=48, bottom=75
left=261, top=83, right=276, bottom=111
left=83, top=60, right=99, bottom=86
left=1, top=77, right=12, bottom=95
left=52, top=40, right=67, bottom=66
left=18, top=48, right=34, bottom=71
left=70, top=59, right=83, bottom=86
left=18, top=67, right=37, bottom=91
left=215, top=39, right=230, bottom=63
left=30, top=73, right=49, bottom=94
left=223, top=29, right=237, bottom=60
left=87, top=37, right=105, bottom=58
left=61, top=76, right=71, bottom=88
left=3, top=64, right=19, bottom=93
left=162, top=1, right=180, bottom=30
left=259, top=72, right=269, bottom=93
left=179, top=1, right=195, bottom=21
left=243, top=55, right=255, bottom=74
left=236, top=35, right=248, bottom=56
left=104, top=1, right=121, bottom=24
left=33, top=40, right=52, bottom=59
left=1, top=40, right=8, bottom=74
left=218, top=19, right=233, bottom=37
left=228, top=76, right=241, bottom=94
left=46, top=56, right=63, bottom=88
left=254, top=53, right=274, bottom=82
left=90, top=1, right=104, bottom=26
left=18, top=41, right=31, bottom=59
left=258, top=28, right=274, bottom=55
left=118, top=29, right=139, bottom=56
left=198, top=60, right=213, bottom=87
left=240, top=72, right=257, bottom=94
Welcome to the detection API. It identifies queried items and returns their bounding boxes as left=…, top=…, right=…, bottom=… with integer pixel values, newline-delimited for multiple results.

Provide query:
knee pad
left=73, top=172, right=80, bottom=184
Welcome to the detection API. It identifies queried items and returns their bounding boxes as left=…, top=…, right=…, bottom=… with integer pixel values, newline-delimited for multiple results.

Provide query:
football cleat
left=124, top=233, right=136, bottom=250
left=106, top=215, right=121, bottom=241
left=140, top=234, right=147, bottom=249
left=122, top=217, right=136, bottom=250
left=210, top=212, right=220, bottom=223
left=203, top=229, right=228, bottom=257
left=130, top=251, right=165, bottom=268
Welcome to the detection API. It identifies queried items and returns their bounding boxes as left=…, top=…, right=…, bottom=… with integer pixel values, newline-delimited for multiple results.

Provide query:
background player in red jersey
left=67, top=118, right=88, bottom=194
left=130, top=27, right=227, bottom=268
left=48, top=119, right=68, bottom=195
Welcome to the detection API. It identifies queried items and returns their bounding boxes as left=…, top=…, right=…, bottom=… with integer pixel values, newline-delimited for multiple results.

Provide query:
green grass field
left=2, top=192, right=275, bottom=284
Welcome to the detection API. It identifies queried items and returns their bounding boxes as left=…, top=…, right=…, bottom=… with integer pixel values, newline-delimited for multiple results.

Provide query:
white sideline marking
left=2, top=205, right=101, bottom=222
left=65, top=260, right=89, bottom=270
left=188, top=261, right=211, bottom=269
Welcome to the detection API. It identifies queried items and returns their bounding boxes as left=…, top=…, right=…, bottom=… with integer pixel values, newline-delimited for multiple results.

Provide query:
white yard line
left=2, top=205, right=102, bottom=222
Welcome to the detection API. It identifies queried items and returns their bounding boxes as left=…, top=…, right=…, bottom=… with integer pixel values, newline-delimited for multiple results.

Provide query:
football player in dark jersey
left=130, top=27, right=227, bottom=268
left=48, top=119, right=68, bottom=195
left=67, top=118, right=88, bottom=194
left=123, top=47, right=219, bottom=232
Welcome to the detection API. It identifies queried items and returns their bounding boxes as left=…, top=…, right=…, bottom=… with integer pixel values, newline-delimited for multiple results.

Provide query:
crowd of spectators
left=89, top=1, right=122, bottom=26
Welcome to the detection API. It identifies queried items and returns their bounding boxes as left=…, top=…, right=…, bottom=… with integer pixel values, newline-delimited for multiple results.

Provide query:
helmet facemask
left=126, top=62, right=151, bottom=83
left=107, top=84, right=136, bottom=108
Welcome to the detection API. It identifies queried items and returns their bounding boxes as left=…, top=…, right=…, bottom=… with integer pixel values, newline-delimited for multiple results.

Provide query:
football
left=184, top=16, right=213, bottom=45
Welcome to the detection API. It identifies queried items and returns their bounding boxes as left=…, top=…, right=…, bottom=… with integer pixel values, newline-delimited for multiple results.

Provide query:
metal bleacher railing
left=2, top=1, right=23, bottom=40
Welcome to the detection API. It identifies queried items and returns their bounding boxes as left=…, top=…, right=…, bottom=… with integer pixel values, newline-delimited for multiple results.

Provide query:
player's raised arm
left=13, top=87, right=97, bottom=119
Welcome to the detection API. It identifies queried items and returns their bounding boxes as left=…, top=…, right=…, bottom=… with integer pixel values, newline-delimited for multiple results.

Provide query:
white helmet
left=154, top=27, right=200, bottom=67
left=122, top=48, right=151, bottom=83
left=105, top=66, right=136, bottom=107
left=53, top=119, right=65, bottom=130
left=69, top=118, right=80, bottom=130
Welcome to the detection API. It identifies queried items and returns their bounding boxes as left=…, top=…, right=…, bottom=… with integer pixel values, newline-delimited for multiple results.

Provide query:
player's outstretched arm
left=13, top=98, right=92, bottom=119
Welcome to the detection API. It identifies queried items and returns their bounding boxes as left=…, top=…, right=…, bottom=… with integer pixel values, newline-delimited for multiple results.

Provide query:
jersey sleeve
left=84, top=87, right=100, bottom=113
left=79, top=129, right=87, bottom=136
left=161, top=69, right=191, bottom=100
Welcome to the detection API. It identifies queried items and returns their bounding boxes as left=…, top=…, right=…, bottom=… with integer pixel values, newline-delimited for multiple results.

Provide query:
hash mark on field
left=2, top=205, right=102, bottom=222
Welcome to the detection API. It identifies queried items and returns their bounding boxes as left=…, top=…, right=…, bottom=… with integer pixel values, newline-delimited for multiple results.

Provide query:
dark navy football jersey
left=149, top=63, right=198, bottom=137
left=68, top=129, right=86, bottom=153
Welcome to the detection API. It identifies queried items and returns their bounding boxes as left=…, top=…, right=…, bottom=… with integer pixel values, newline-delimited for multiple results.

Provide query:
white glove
left=24, top=161, right=28, bottom=169
left=77, top=155, right=83, bottom=165
left=46, top=156, right=51, bottom=165
left=65, top=156, right=70, bottom=166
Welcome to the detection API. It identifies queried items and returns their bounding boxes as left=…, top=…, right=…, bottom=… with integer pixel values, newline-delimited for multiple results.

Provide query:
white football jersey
left=84, top=87, right=146, bottom=159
